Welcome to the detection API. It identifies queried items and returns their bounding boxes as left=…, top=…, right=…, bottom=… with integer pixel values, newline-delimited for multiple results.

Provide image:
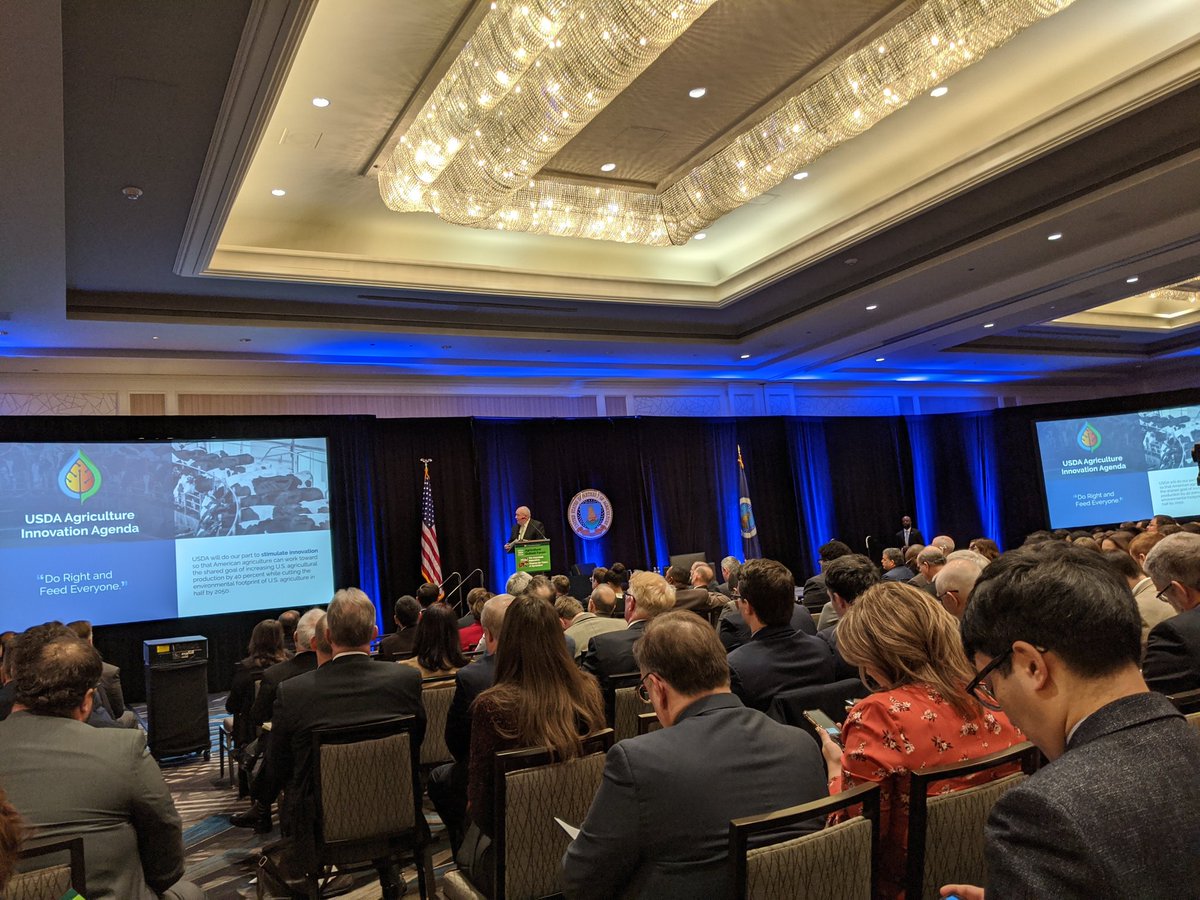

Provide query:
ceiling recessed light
left=121, top=186, right=143, bottom=200
left=983, top=323, right=995, bottom=328
left=271, top=188, right=287, bottom=197
left=875, top=357, right=886, bottom=362
left=1126, top=276, right=1140, bottom=284
left=152, top=336, right=159, bottom=340
left=740, top=353, right=751, bottom=359
left=865, top=304, right=878, bottom=310
left=844, top=257, right=858, bottom=266
left=311, top=97, right=331, bottom=108
left=1047, top=232, right=1063, bottom=241
left=688, top=87, right=707, bottom=99
left=792, top=171, right=809, bottom=181
left=930, top=86, right=949, bottom=97
left=600, top=162, right=616, bottom=172
left=694, top=232, right=707, bottom=240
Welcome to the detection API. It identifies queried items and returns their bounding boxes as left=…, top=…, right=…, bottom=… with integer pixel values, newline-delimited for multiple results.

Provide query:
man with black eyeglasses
left=940, top=542, right=1200, bottom=900
left=1141, top=532, right=1200, bottom=695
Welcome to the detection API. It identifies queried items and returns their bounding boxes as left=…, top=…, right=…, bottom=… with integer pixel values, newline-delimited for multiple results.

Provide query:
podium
left=513, top=539, right=551, bottom=573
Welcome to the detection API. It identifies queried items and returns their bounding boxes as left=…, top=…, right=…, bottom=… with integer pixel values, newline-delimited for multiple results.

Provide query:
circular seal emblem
left=568, top=489, right=613, bottom=540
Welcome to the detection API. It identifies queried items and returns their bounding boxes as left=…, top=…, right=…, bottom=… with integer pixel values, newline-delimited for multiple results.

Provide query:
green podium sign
left=514, top=539, right=551, bottom=573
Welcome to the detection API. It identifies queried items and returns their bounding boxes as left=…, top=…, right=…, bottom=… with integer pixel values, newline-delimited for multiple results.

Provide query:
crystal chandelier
left=379, top=0, right=1075, bottom=245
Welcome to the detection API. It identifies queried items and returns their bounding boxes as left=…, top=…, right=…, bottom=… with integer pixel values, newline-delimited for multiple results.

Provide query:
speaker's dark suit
left=250, top=649, right=319, bottom=729
left=561, top=694, right=828, bottom=900
left=984, top=692, right=1200, bottom=897
left=258, top=653, right=425, bottom=839
left=582, top=620, right=646, bottom=720
left=506, top=518, right=546, bottom=549
left=1142, top=607, right=1200, bottom=695
left=718, top=601, right=816, bottom=652
left=727, top=624, right=836, bottom=711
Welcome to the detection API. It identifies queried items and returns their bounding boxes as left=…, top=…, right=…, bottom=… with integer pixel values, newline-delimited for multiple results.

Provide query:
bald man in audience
left=909, top=546, right=946, bottom=596
left=565, top=587, right=626, bottom=658
left=562, top=612, right=828, bottom=900
left=934, top=558, right=983, bottom=619
left=666, top=565, right=720, bottom=615
left=692, top=562, right=731, bottom=599
left=931, top=534, right=956, bottom=554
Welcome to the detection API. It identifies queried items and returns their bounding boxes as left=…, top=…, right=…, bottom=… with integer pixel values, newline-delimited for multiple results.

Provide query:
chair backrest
left=609, top=672, right=652, bottom=741
left=8, top=837, right=86, bottom=900
left=311, top=715, right=422, bottom=862
left=494, top=729, right=614, bottom=900
left=636, top=711, right=662, bottom=736
left=905, top=741, right=1040, bottom=900
left=1187, top=710, right=1200, bottom=733
left=419, top=677, right=457, bottom=766
left=730, top=781, right=881, bottom=900
left=766, top=678, right=869, bottom=734
left=1167, top=687, right=1200, bottom=714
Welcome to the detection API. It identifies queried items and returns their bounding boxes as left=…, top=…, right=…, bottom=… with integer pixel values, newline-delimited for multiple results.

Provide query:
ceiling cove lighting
left=378, top=0, right=1076, bottom=245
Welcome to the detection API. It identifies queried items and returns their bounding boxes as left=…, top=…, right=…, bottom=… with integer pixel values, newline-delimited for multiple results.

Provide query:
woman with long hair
left=461, top=594, right=606, bottom=895
left=967, top=537, right=1001, bottom=562
left=821, top=582, right=1021, bottom=899
left=225, top=619, right=288, bottom=746
left=399, top=603, right=467, bottom=678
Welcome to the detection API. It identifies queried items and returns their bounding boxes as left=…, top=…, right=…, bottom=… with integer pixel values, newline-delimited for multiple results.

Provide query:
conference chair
left=307, top=715, right=429, bottom=900
left=609, top=672, right=653, bottom=742
left=442, top=729, right=614, bottom=900
left=418, top=676, right=457, bottom=768
left=219, top=675, right=263, bottom=791
left=904, top=741, right=1040, bottom=900
left=7, top=837, right=86, bottom=900
left=766, top=678, right=870, bottom=737
left=729, top=781, right=881, bottom=900
left=636, top=711, right=662, bottom=735
left=1167, top=687, right=1200, bottom=714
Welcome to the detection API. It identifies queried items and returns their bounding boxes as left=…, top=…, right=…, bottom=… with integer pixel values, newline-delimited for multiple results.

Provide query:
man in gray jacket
left=0, top=624, right=201, bottom=899
left=562, top=611, right=827, bottom=900
left=946, top=542, right=1200, bottom=899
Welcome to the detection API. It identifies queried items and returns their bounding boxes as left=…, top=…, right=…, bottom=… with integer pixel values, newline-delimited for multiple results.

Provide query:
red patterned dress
left=829, top=682, right=1021, bottom=899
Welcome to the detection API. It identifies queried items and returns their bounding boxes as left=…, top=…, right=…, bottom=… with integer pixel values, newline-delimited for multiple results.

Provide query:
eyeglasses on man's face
left=637, top=672, right=655, bottom=704
left=966, top=644, right=1047, bottom=710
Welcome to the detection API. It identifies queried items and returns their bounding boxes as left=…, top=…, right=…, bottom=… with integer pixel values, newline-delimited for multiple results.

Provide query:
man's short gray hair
left=326, top=588, right=376, bottom=647
left=295, top=607, right=325, bottom=650
left=882, top=547, right=904, bottom=566
left=935, top=558, right=983, bottom=599
left=720, top=556, right=742, bottom=579
left=1144, top=532, right=1200, bottom=591
left=917, top=547, right=946, bottom=567
left=506, top=571, right=532, bottom=596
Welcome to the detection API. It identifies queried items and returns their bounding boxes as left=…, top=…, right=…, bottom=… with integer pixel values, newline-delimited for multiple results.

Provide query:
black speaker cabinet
left=143, top=637, right=210, bottom=760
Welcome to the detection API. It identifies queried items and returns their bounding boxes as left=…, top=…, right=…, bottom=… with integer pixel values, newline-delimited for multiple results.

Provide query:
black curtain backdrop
left=5, top=384, right=1198, bottom=700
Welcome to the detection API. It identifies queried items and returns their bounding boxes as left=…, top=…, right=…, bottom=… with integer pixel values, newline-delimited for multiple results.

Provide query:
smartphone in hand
left=803, top=709, right=842, bottom=742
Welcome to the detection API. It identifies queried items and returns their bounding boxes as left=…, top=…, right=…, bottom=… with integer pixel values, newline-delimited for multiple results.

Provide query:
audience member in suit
left=462, top=595, right=606, bottom=897
left=717, top=596, right=816, bottom=652
left=582, top=571, right=676, bottom=720
left=249, top=589, right=425, bottom=897
left=665, top=565, right=721, bottom=616
left=600, top=569, right=628, bottom=617
left=821, top=582, right=1021, bottom=899
left=801, top=539, right=852, bottom=612
left=65, top=620, right=139, bottom=728
left=0, top=624, right=202, bottom=900
left=945, top=541, right=1200, bottom=900
left=251, top=608, right=323, bottom=731
left=429, top=594, right=513, bottom=858
left=930, top=534, right=955, bottom=554
left=226, top=618, right=288, bottom=747
left=564, top=587, right=627, bottom=657
left=503, top=505, right=545, bottom=552
left=727, top=558, right=835, bottom=712
left=377, top=594, right=421, bottom=659
left=895, top=515, right=924, bottom=549
left=278, top=608, right=300, bottom=655
left=907, top=545, right=944, bottom=596
left=933, top=557, right=983, bottom=620
left=416, top=581, right=441, bottom=610
left=1141, top=532, right=1200, bottom=694
left=718, top=556, right=742, bottom=596
left=399, top=602, right=467, bottom=678
left=562, top=611, right=828, bottom=900
left=817, top=554, right=881, bottom=681
left=691, top=562, right=731, bottom=600
left=880, top=547, right=915, bottom=582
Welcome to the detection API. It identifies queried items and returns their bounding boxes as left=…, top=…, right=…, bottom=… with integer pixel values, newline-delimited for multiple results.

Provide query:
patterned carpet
left=140, top=695, right=457, bottom=899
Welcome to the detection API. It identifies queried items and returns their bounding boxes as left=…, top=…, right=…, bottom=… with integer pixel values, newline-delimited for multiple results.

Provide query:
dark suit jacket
left=99, top=661, right=127, bottom=718
left=377, top=626, right=417, bottom=660
left=718, top=601, right=816, bottom=652
left=561, top=694, right=828, bottom=900
left=250, top=650, right=319, bottom=729
left=727, top=624, right=836, bottom=711
left=260, top=653, right=425, bottom=838
left=895, top=527, right=925, bottom=548
left=0, top=712, right=186, bottom=900
left=801, top=573, right=828, bottom=612
left=984, top=692, right=1200, bottom=898
left=671, top=586, right=720, bottom=614
left=226, top=659, right=268, bottom=746
left=1142, top=606, right=1200, bottom=695
left=507, top=518, right=547, bottom=548
left=908, top=572, right=937, bottom=596
left=582, top=620, right=647, bottom=719
left=445, top=652, right=497, bottom=765
left=817, top=624, right=860, bottom=681
left=705, top=579, right=732, bottom=599
left=883, top=565, right=915, bottom=582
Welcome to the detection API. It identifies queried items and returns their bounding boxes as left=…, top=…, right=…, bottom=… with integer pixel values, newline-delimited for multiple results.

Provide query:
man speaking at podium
left=504, top=505, right=545, bottom=553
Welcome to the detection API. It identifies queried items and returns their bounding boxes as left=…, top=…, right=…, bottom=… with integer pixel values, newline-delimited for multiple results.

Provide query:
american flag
left=420, top=460, right=443, bottom=587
